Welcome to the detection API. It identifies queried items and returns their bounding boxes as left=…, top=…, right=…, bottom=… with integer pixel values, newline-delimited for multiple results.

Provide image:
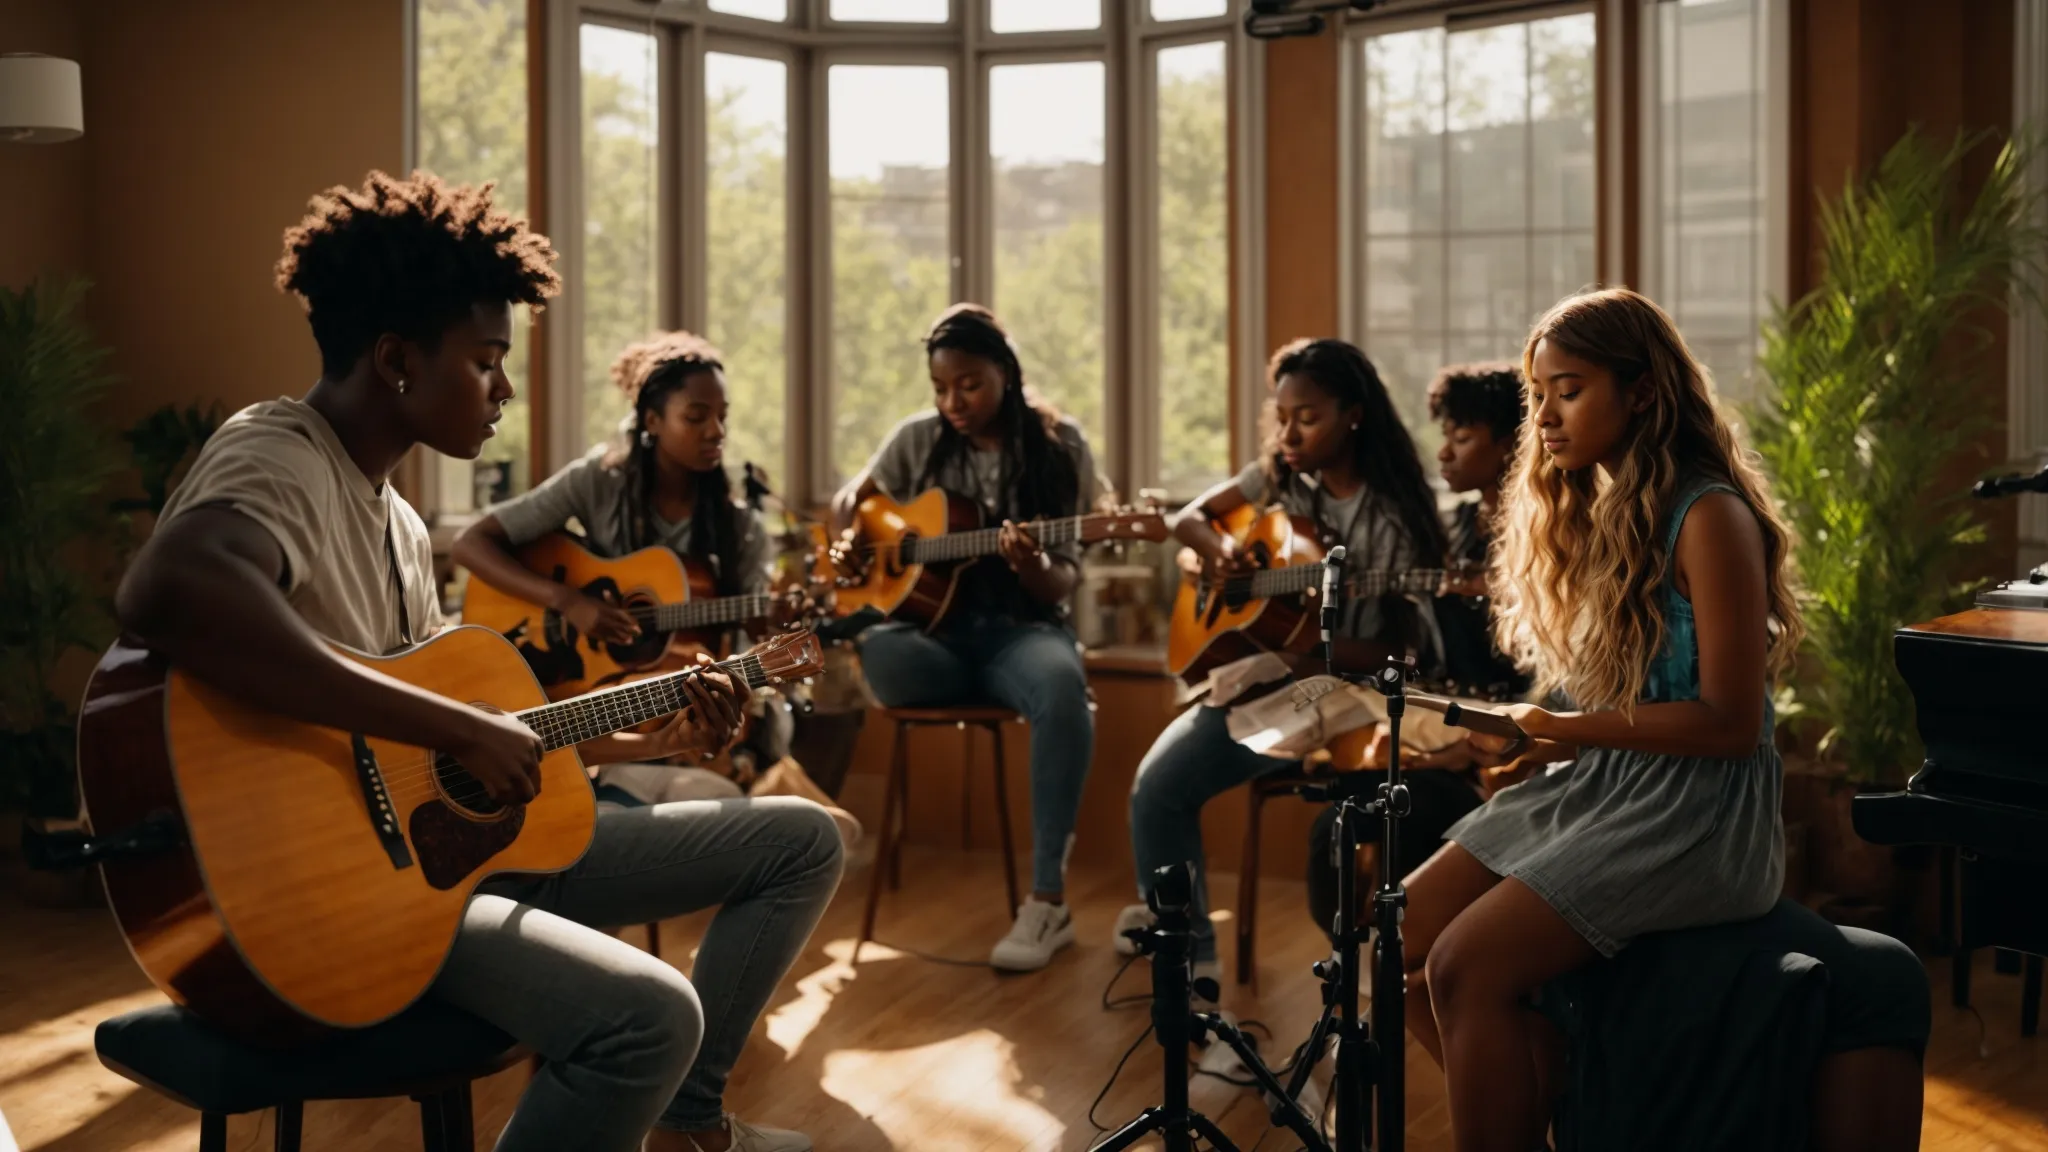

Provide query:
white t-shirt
left=157, top=397, right=444, bottom=655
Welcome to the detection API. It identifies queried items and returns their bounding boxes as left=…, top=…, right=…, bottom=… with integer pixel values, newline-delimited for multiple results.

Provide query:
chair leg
left=988, top=721, right=1021, bottom=919
left=858, top=719, right=912, bottom=960
left=199, top=1112, right=229, bottom=1152
left=646, top=920, right=661, bottom=958
left=273, top=1101, right=303, bottom=1152
left=889, top=722, right=910, bottom=891
left=1237, top=786, right=1266, bottom=989
left=960, top=725, right=974, bottom=850
left=416, top=1083, right=476, bottom=1152
left=1955, top=947, right=1974, bottom=1009
left=2023, top=954, right=2042, bottom=1039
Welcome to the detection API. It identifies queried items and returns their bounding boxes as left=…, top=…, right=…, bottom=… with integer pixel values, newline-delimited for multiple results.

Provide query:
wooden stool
left=95, top=1001, right=529, bottom=1152
left=857, top=705, right=1022, bottom=961
left=1235, top=765, right=1313, bottom=991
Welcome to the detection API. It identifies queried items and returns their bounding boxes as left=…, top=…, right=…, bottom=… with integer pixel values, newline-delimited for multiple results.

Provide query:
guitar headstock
left=1082, top=507, right=1170, bottom=545
left=747, top=628, right=827, bottom=686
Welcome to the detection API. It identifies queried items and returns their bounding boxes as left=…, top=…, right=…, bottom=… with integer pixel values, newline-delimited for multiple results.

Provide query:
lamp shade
left=0, top=53, right=83, bottom=144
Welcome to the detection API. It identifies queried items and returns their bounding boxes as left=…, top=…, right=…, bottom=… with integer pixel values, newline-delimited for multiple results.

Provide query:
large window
left=990, top=60, right=1107, bottom=455
left=414, top=0, right=531, bottom=504
left=412, top=2, right=1251, bottom=510
left=826, top=63, right=953, bottom=481
left=1352, top=10, right=1597, bottom=432
left=1644, top=0, right=1780, bottom=406
left=579, top=23, right=661, bottom=452
left=705, top=50, right=790, bottom=484
left=1155, top=40, right=1232, bottom=493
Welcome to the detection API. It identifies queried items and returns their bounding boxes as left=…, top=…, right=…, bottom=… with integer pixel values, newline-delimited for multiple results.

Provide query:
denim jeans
left=430, top=797, right=844, bottom=1151
left=857, top=618, right=1095, bottom=894
left=1128, top=704, right=1295, bottom=964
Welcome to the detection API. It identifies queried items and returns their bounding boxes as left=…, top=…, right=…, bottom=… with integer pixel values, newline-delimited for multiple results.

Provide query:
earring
left=396, top=378, right=409, bottom=395
left=639, top=430, right=654, bottom=448
left=1350, top=423, right=1360, bottom=431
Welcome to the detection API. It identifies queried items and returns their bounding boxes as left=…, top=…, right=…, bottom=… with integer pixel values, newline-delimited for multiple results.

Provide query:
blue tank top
left=1641, top=478, right=1775, bottom=734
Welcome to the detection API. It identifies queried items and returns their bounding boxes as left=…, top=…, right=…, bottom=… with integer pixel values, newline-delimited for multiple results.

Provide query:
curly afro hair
left=1425, top=361, right=1525, bottom=442
left=609, top=330, right=725, bottom=403
left=275, top=169, right=561, bottom=377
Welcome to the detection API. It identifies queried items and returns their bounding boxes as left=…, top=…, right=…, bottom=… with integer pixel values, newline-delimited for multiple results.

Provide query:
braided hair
left=1264, top=338, right=1450, bottom=564
left=601, top=332, right=743, bottom=595
left=915, top=303, right=1079, bottom=522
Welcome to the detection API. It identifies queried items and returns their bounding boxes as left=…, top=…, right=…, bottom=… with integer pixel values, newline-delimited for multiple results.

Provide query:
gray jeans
left=429, top=796, right=844, bottom=1151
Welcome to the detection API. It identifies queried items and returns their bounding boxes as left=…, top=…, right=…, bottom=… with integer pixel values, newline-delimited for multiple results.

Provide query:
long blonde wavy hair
left=1490, top=289, right=1803, bottom=713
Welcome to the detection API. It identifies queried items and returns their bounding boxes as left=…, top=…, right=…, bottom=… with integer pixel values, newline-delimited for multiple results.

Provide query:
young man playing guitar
left=831, top=303, right=1100, bottom=972
left=117, top=171, right=838, bottom=1152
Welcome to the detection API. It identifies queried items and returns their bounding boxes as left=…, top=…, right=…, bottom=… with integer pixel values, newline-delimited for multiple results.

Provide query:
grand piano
left=1855, top=472, right=2048, bottom=1034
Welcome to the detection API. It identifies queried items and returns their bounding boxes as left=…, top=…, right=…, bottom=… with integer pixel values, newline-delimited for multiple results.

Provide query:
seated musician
left=1121, top=337, right=1466, bottom=998
left=1403, top=287, right=1924, bottom=1151
left=1306, top=359, right=1532, bottom=929
left=451, top=333, right=858, bottom=842
left=831, top=302, right=1100, bottom=972
left=117, top=171, right=838, bottom=1152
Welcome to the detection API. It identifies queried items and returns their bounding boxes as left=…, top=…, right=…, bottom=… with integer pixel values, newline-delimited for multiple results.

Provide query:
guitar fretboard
left=900, top=515, right=1090, bottom=565
left=1224, top=564, right=1452, bottom=600
left=646, top=593, right=773, bottom=633
left=515, top=652, right=769, bottom=751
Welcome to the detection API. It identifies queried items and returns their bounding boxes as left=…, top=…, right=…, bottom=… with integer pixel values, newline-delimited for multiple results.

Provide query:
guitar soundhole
left=432, top=752, right=507, bottom=818
left=884, top=531, right=917, bottom=578
left=603, top=591, right=669, bottom=669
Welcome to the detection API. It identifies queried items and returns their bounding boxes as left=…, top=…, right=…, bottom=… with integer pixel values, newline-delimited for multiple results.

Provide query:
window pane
left=706, top=53, right=788, bottom=486
left=1362, top=29, right=1445, bottom=236
left=1446, top=24, right=1528, bottom=232
left=580, top=25, right=661, bottom=453
left=1152, top=0, right=1228, bottom=19
left=710, top=0, right=787, bottom=19
left=991, top=61, right=1106, bottom=464
left=1155, top=41, right=1230, bottom=495
left=1357, top=17, right=1595, bottom=442
left=828, top=65, right=952, bottom=483
left=990, top=0, right=1100, bottom=32
left=1656, top=0, right=1766, bottom=403
left=417, top=0, right=530, bottom=495
left=831, top=0, right=949, bottom=22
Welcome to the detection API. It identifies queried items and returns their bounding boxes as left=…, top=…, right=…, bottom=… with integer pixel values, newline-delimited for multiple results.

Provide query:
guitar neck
left=515, top=651, right=769, bottom=752
left=649, top=593, right=773, bottom=633
left=902, top=515, right=1090, bottom=565
left=1244, top=563, right=1449, bottom=599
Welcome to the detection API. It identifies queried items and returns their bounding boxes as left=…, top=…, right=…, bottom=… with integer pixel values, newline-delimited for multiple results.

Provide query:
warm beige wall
left=81, top=0, right=406, bottom=432
left=0, top=0, right=89, bottom=290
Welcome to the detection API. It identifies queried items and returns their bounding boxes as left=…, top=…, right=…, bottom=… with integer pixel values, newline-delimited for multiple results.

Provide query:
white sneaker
left=683, top=1114, right=810, bottom=1152
left=1191, top=958, right=1224, bottom=1011
left=1112, top=902, right=1154, bottom=955
left=990, top=898, right=1075, bottom=971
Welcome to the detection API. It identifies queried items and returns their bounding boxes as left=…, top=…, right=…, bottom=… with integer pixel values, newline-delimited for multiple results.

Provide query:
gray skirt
left=1447, top=741, right=1784, bottom=957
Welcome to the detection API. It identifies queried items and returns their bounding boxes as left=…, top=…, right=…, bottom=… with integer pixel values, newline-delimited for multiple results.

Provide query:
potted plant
left=1750, top=128, right=2046, bottom=932
left=0, top=277, right=120, bottom=903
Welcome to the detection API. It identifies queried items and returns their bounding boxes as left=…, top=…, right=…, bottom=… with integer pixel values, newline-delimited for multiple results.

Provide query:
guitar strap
left=384, top=504, right=414, bottom=647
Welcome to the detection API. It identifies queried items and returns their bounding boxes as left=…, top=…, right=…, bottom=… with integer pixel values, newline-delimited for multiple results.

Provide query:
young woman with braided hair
left=833, top=302, right=1102, bottom=971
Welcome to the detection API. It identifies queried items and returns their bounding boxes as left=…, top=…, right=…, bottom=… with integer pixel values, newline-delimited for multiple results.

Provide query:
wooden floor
left=3, top=848, right=2044, bottom=1151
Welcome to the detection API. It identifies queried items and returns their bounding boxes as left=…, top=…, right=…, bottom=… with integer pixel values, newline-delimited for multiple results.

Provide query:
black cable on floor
left=1085, top=1022, right=1156, bottom=1138
left=862, top=938, right=996, bottom=969
left=1102, top=952, right=1148, bottom=1010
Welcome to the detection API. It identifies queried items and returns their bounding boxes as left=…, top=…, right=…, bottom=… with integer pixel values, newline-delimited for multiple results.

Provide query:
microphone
left=1321, top=545, right=1346, bottom=674
left=1974, top=466, right=2048, bottom=499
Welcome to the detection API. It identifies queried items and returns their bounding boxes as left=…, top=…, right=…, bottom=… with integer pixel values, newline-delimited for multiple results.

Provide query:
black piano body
left=1855, top=592, right=2048, bottom=1029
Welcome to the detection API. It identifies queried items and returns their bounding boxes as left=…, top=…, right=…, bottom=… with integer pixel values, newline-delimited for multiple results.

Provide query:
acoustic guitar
left=76, top=627, right=824, bottom=1045
left=1166, top=506, right=1465, bottom=686
left=461, top=532, right=824, bottom=699
left=829, top=489, right=1168, bottom=632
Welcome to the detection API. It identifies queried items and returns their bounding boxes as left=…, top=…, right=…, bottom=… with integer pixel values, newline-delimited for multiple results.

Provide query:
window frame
left=411, top=0, right=1263, bottom=519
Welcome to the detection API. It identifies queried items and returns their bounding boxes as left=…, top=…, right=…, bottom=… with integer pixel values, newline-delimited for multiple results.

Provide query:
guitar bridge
left=350, top=733, right=415, bottom=871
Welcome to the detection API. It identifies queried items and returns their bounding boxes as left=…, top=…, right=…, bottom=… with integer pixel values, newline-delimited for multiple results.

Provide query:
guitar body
left=1167, top=507, right=1327, bottom=684
left=461, top=533, right=716, bottom=699
left=78, top=626, right=597, bottom=1045
left=832, top=488, right=984, bottom=632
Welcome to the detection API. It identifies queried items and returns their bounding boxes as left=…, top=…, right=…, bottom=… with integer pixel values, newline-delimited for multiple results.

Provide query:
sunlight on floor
left=821, top=1030, right=1064, bottom=1152
left=762, top=937, right=865, bottom=1056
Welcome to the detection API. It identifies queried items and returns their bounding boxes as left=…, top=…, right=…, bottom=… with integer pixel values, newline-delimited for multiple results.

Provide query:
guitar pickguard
left=409, top=800, right=526, bottom=890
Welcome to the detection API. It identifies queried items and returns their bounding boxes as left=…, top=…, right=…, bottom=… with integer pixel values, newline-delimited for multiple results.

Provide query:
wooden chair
left=95, top=1001, right=529, bottom=1152
left=856, top=705, right=1022, bottom=960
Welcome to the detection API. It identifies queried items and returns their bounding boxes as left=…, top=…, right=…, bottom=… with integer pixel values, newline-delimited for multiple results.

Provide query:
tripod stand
left=1095, top=547, right=1416, bottom=1152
